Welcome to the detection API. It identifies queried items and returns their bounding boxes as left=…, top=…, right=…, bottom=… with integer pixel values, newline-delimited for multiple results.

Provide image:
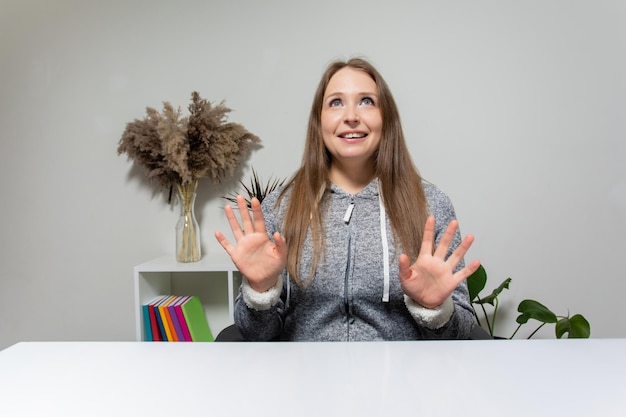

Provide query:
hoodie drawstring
left=285, top=272, right=291, bottom=309
left=378, top=187, right=390, bottom=303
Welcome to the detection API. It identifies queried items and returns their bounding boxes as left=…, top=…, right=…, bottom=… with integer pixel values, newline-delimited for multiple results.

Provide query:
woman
left=215, top=58, right=480, bottom=341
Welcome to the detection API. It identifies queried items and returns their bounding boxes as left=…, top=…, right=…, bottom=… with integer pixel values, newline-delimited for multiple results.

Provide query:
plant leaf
left=474, top=278, right=512, bottom=306
left=516, top=299, right=557, bottom=324
left=467, top=265, right=487, bottom=301
left=555, top=314, right=591, bottom=339
left=222, top=166, right=285, bottom=209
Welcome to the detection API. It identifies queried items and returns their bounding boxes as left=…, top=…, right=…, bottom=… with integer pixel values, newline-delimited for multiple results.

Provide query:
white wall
left=0, top=0, right=624, bottom=348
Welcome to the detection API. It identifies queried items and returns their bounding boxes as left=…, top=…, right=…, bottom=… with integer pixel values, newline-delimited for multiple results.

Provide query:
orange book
left=164, top=296, right=183, bottom=342
left=157, top=296, right=178, bottom=341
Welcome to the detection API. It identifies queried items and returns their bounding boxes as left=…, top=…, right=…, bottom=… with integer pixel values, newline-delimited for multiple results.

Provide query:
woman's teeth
left=342, top=133, right=366, bottom=139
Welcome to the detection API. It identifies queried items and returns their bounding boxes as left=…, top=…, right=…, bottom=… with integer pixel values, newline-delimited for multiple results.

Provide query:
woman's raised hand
left=215, top=196, right=287, bottom=293
left=398, top=216, right=480, bottom=309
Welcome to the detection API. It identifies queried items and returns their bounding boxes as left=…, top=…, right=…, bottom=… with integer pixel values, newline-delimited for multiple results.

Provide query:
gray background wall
left=1, top=0, right=624, bottom=348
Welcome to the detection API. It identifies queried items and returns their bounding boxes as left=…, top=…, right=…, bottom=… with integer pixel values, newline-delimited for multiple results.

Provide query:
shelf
left=133, top=253, right=241, bottom=341
left=135, top=254, right=237, bottom=272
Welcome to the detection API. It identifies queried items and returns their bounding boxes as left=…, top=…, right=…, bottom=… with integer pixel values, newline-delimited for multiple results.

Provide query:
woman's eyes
left=328, top=97, right=375, bottom=107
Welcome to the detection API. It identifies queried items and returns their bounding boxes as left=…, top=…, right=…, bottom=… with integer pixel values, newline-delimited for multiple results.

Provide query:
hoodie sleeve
left=233, top=188, right=288, bottom=341
left=408, top=183, right=475, bottom=339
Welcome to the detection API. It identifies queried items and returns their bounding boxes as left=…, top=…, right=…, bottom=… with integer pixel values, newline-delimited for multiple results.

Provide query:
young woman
left=215, top=58, right=480, bottom=341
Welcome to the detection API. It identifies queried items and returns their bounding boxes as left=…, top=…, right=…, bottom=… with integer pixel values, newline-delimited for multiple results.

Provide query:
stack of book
left=142, top=295, right=214, bottom=342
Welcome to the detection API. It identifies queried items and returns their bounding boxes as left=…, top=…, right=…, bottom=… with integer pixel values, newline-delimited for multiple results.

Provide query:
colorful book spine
left=143, top=294, right=213, bottom=342
left=157, top=295, right=178, bottom=341
left=163, top=296, right=180, bottom=342
left=174, top=296, right=193, bottom=342
left=181, top=295, right=214, bottom=342
left=168, top=296, right=187, bottom=342
left=152, top=295, right=171, bottom=342
left=142, top=295, right=166, bottom=342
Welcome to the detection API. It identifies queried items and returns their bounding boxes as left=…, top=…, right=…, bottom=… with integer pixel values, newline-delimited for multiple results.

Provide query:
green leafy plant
left=223, top=167, right=286, bottom=209
left=467, top=265, right=591, bottom=339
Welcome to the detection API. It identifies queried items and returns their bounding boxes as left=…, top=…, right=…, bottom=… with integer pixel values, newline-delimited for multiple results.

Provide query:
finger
left=250, top=197, right=266, bottom=232
left=214, top=231, right=235, bottom=255
left=452, top=259, right=481, bottom=285
left=419, top=216, right=436, bottom=256
left=446, top=233, right=475, bottom=270
left=224, top=204, right=244, bottom=241
left=397, top=253, right=412, bottom=282
left=237, top=195, right=255, bottom=234
left=434, top=219, right=459, bottom=259
left=273, top=232, right=288, bottom=259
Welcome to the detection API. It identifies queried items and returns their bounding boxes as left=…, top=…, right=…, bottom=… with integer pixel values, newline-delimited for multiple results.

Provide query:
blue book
left=142, top=295, right=167, bottom=342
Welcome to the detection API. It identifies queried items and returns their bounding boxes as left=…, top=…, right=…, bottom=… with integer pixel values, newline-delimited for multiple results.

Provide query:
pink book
left=173, top=296, right=193, bottom=342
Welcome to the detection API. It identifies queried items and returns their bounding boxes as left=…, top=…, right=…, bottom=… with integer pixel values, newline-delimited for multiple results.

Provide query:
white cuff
left=241, top=275, right=283, bottom=311
left=404, top=295, right=454, bottom=329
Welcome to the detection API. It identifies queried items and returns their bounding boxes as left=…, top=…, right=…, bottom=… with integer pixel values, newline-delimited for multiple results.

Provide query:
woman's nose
left=344, top=105, right=360, bottom=124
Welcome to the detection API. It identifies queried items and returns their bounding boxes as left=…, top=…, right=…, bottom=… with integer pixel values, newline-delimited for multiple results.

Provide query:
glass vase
left=175, top=180, right=201, bottom=262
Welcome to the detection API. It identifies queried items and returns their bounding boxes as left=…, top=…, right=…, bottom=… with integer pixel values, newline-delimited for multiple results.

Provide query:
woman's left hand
left=398, top=216, right=480, bottom=309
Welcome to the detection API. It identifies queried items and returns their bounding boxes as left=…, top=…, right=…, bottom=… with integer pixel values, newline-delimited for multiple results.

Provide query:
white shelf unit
left=133, top=254, right=241, bottom=341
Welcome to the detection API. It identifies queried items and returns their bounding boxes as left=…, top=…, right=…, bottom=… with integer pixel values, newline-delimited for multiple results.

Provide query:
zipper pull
left=343, top=203, right=355, bottom=224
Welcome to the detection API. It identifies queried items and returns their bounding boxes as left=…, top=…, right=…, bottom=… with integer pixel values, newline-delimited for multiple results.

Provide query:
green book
left=181, top=295, right=214, bottom=342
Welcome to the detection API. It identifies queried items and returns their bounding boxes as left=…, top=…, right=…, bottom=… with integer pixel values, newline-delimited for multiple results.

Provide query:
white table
left=0, top=339, right=624, bottom=416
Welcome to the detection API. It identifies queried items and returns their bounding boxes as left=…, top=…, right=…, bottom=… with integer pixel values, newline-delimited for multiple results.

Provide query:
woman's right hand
left=215, top=195, right=287, bottom=293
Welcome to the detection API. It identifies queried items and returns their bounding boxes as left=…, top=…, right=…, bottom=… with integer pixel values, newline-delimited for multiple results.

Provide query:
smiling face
left=321, top=67, right=383, bottom=175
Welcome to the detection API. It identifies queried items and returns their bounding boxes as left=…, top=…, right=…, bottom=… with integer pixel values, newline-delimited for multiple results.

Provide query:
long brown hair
left=279, top=58, right=428, bottom=286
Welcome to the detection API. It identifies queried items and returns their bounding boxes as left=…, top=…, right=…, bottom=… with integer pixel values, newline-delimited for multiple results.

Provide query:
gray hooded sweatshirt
left=234, top=180, right=474, bottom=341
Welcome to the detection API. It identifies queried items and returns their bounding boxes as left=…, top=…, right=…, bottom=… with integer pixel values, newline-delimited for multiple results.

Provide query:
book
left=142, top=296, right=161, bottom=341
left=157, top=295, right=178, bottom=341
left=152, top=295, right=171, bottom=341
left=142, top=297, right=155, bottom=341
left=173, top=296, right=193, bottom=342
left=162, top=296, right=181, bottom=342
left=142, top=295, right=167, bottom=342
left=167, top=296, right=188, bottom=342
left=181, top=295, right=214, bottom=342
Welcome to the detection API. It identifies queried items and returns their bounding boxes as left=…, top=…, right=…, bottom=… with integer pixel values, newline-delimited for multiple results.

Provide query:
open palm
left=399, top=216, right=480, bottom=309
left=215, top=196, right=287, bottom=293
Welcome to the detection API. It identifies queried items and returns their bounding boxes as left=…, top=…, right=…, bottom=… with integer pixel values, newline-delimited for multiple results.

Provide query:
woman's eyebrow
left=325, top=91, right=378, bottom=97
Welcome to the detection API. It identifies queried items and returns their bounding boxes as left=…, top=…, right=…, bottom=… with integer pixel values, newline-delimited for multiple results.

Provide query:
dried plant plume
left=117, top=92, right=261, bottom=190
